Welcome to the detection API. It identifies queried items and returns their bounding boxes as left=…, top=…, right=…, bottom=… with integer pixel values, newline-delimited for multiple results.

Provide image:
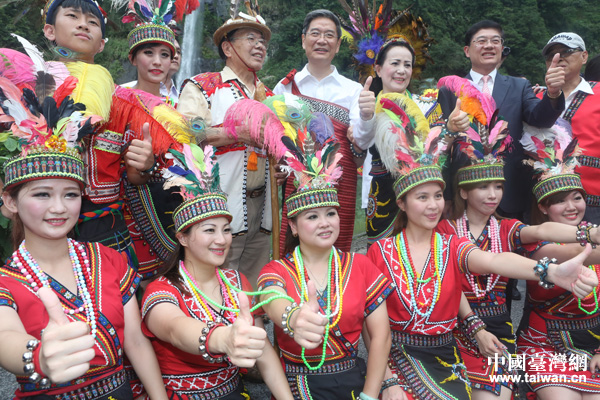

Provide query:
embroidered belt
left=471, top=302, right=508, bottom=318
left=545, top=313, right=600, bottom=332
left=41, top=369, right=127, bottom=400
left=284, top=357, right=356, bottom=376
left=78, top=201, right=125, bottom=223
left=164, top=374, right=241, bottom=400
left=578, top=155, right=600, bottom=169
left=391, top=330, right=454, bottom=347
left=587, top=194, right=600, bottom=207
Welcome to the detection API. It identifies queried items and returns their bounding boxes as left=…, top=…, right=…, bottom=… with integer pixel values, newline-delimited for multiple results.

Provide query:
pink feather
left=222, top=99, right=286, bottom=158
left=464, top=126, right=480, bottom=142
left=285, top=156, right=306, bottom=174
left=438, top=75, right=496, bottom=121
left=489, top=120, right=508, bottom=144
left=114, top=85, right=165, bottom=112
left=182, top=144, right=202, bottom=181
left=531, top=136, right=546, bottom=151
left=0, top=48, right=35, bottom=87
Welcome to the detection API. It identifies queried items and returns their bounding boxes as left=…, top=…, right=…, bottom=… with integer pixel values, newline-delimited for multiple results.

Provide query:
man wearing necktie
left=438, top=20, right=566, bottom=221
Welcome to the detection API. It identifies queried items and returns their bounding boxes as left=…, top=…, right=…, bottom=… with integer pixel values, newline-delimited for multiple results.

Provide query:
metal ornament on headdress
left=520, top=119, right=584, bottom=202
left=1, top=76, right=101, bottom=190
left=163, top=143, right=231, bottom=232
left=213, top=0, right=271, bottom=47
left=338, top=1, right=434, bottom=84
left=438, top=75, right=512, bottom=186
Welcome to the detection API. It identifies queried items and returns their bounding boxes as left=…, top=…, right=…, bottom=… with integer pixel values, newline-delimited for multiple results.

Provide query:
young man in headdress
left=540, top=32, right=600, bottom=224
left=273, top=9, right=370, bottom=254
left=178, top=5, right=273, bottom=287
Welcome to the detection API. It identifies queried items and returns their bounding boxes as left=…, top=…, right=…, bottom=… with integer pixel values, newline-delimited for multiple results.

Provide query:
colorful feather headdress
left=280, top=112, right=341, bottom=217
left=162, top=143, right=231, bottom=232
left=118, top=0, right=179, bottom=55
left=213, top=0, right=271, bottom=47
left=338, top=1, right=434, bottom=84
left=520, top=118, right=584, bottom=202
left=438, top=75, right=512, bottom=186
left=373, top=92, right=450, bottom=199
left=1, top=76, right=102, bottom=190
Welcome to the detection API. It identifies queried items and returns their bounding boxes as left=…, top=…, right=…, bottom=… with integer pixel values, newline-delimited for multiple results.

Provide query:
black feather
left=41, top=97, right=58, bottom=128
left=563, top=138, right=579, bottom=161
left=77, top=118, right=96, bottom=141
left=35, top=71, right=56, bottom=100
left=281, top=135, right=303, bottom=163
left=21, top=88, right=41, bottom=116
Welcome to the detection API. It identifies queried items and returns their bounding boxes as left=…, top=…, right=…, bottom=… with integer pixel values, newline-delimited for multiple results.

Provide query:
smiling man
left=273, top=9, right=370, bottom=253
left=541, top=33, right=600, bottom=223
left=177, top=12, right=273, bottom=287
left=438, top=20, right=566, bottom=220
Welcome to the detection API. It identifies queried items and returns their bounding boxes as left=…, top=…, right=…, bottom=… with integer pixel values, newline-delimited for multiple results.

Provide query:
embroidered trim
left=92, top=130, right=123, bottom=154
left=563, top=81, right=598, bottom=122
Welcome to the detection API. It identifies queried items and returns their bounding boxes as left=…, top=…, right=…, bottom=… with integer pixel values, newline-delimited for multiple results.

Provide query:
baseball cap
left=542, top=32, right=586, bottom=56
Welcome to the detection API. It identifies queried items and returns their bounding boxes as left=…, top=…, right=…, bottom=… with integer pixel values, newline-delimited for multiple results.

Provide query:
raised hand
left=38, top=287, right=95, bottom=383
left=125, top=122, right=155, bottom=172
left=447, top=98, right=469, bottom=133
left=358, top=76, right=376, bottom=121
left=222, top=293, right=267, bottom=368
left=545, top=53, right=565, bottom=98
left=549, top=244, right=596, bottom=298
left=291, top=281, right=327, bottom=350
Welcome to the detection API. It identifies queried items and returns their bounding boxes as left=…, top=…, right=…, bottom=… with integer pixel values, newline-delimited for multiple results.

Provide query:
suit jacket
left=438, top=72, right=565, bottom=215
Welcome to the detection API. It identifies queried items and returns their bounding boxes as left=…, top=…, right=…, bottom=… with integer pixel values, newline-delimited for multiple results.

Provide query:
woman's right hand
left=290, top=281, right=326, bottom=350
left=221, top=293, right=267, bottom=368
left=38, top=287, right=95, bottom=384
left=474, top=329, right=506, bottom=358
left=382, top=385, right=409, bottom=400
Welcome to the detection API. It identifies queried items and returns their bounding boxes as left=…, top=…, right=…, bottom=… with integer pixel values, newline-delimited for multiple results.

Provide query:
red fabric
left=367, top=233, right=478, bottom=335
left=257, top=251, right=390, bottom=364
left=278, top=71, right=356, bottom=254
left=0, top=243, right=140, bottom=398
left=140, top=270, right=255, bottom=397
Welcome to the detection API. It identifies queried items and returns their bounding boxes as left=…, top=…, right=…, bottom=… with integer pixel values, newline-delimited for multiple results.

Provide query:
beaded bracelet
left=381, top=377, right=400, bottom=392
left=281, top=302, right=299, bottom=337
left=198, top=321, right=227, bottom=363
left=349, top=143, right=366, bottom=159
left=139, top=158, right=159, bottom=177
left=22, top=339, right=51, bottom=389
left=577, top=222, right=599, bottom=249
left=533, top=257, right=557, bottom=289
left=359, top=392, right=377, bottom=400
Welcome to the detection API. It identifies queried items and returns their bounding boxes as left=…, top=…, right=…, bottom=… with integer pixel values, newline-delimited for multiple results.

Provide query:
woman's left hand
left=590, top=353, right=600, bottom=373
left=473, top=329, right=506, bottom=359
left=550, top=244, right=597, bottom=298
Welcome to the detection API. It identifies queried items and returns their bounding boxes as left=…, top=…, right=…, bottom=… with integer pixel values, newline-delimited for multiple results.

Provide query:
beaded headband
left=533, top=174, right=584, bottom=202
left=0, top=76, right=100, bottom=190
left=163, top=144, right=231, bottom=232
left=173, top=193, right=232, bottom=233
left=127, top=23, right=176, bottom=55
left=457, top=164, right=505, bottom=186
left=286, top=188, right=339, bottom=218
left=393, top=165, right=445, bottom=199
left=43, top=0, right=107, bottom=37
left=213, top=0, right=271, bottom=46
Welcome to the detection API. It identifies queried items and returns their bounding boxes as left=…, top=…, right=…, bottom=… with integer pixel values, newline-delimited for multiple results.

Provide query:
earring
left=292, top=232, right=298, bottom=238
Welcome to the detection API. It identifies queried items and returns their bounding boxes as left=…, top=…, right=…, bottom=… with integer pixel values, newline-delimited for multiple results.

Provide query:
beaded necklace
left=293, top=246, right=343, bottom=370
left=396, top=231, right=442, bottom=317
left=456, top=212, right=502, bottom=298
left=13, top=239, right=98, bottom=338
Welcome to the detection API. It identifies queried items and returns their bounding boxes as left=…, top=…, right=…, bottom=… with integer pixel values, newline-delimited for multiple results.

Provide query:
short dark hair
left=302, top=9, right=342, bottom=38
left=585, top=54, right=600, bottom=81
left=464, top=20, right=504, bottom=46
left=130, top=42, right=174, bottom=60
left=47, top=0, right=105, bottom=37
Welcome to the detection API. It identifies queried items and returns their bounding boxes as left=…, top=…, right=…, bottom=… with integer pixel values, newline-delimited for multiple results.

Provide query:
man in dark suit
left=439, top=20, right=566, bottom=219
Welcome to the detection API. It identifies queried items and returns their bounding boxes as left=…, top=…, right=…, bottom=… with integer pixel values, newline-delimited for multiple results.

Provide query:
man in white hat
left=542, top=32, right=600, bottom=223
left=178, top=7, right=273, bottom=287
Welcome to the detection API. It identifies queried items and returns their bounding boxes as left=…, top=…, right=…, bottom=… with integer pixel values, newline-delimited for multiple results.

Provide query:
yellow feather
left=152, top=105, right=194, bottom=144
left=65, top=62, right=114, bottom=122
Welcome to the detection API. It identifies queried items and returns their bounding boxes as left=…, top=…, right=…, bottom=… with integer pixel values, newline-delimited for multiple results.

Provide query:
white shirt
left=275, top=64, right=375, bottom=207
left=562, top=77, right=595, bottom=117
left=121, top=79, right=180, bottom=103
left=470, top=69, right=498, bottom=95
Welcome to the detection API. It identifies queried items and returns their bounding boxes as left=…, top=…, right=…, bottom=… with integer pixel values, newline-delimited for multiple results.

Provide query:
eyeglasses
left=544, top=48, right=582, bottom=61
left=472, top=36, right=504, bottom=47
left=307, top=30, right=337, bottom=40
left=231, top=35, right=268, bottom=48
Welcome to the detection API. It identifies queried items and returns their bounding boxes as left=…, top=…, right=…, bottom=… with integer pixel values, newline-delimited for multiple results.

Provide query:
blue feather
left=308, top=112, right=334, bottom=145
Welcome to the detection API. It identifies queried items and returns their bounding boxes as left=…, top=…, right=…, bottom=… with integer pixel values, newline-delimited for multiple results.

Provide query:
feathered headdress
left=279, top=111, right=340, bottom=217
left=163, top=143, right=231, bottom=232
left=520, top=118, right=584, bottom=202
left=373, top=92, right=450, bottom=199
left=213, top=0, right=271, bottom=46
left=1, top=76, right=102, bottom=189
left=338, top=2, right=434, bottom=84
left=118, top=0, right=178, bottom=55
left=438, top=75, right=512, bottom=186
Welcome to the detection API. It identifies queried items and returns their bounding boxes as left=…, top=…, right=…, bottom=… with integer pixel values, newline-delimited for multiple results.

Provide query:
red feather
left=53, top=76, right=78, bottom=108
left=531, top=136, right=546, bottom=151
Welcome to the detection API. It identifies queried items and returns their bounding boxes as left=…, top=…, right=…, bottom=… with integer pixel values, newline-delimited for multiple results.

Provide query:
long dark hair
left=530, top=189, right=586, bottom=225
left=284, top=216, right=299, bottom=255
left=451, top=180, right=504, bottom=220
left=155, top=230, right=189, bottom=294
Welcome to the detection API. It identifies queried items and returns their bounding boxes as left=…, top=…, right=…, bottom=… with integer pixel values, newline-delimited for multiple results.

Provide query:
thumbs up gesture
left=222, top=293, right=267, bottom=368
left=37, top=288, right=95, bottom=383
left=125, top=122, right=155, bottom=172
left=447, top=98, right=469, bottom=133
left=545, top=53, right=565, bottom=98
left=290, top=281, right=327, bottom=350
left=359, top=76, right=376, bottom=121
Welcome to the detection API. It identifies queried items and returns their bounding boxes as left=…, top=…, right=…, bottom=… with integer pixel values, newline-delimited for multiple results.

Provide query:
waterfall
left=178, top=1, right=205, bottom=83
